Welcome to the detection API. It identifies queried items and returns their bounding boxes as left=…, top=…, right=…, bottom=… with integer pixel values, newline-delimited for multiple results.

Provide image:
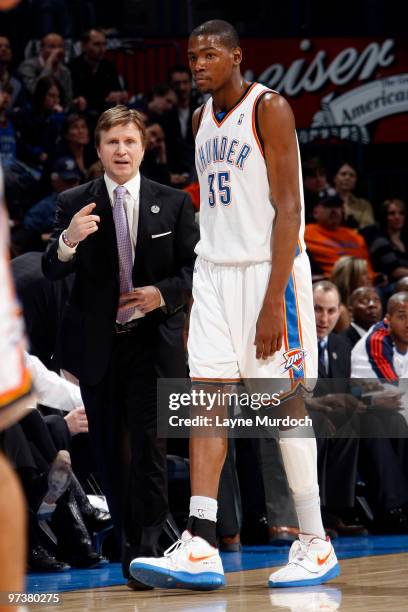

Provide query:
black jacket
left=42, top=175, right=199, bottom=385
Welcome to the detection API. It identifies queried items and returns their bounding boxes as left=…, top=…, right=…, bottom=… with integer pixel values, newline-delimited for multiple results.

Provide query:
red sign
left=174, top=37, right=408, bottom=143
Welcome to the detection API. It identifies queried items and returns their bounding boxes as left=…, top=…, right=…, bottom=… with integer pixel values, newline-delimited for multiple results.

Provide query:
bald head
left=387, top=291, right=408, bottom=316
left=395, top=277, right=408, bottom=293
left=313, top=281, right=341, bottom=339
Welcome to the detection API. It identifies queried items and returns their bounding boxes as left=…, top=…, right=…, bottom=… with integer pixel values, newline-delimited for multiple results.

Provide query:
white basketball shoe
left=268, top=534, right=340, bottom=588
left=130, top=530, right=225, bottom=590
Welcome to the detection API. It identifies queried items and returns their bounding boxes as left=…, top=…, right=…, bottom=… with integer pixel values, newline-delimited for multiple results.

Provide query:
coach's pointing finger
left=65, top=202, right=100, bottom=243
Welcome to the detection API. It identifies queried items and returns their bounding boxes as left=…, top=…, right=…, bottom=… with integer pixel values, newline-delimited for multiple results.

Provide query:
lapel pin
left=332, top=352, right=338, bottom=360
left=151, top=204, right=160, bottom=214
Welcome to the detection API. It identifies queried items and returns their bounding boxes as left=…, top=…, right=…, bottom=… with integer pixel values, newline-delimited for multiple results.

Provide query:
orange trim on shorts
left=0, top=364, right=32, bottom=409
left=211, top=83, right=257, bottom=128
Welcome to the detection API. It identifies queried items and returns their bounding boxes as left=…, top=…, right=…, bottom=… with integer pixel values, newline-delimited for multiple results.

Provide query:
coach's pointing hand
left=65, top=203, right=100, bottom=243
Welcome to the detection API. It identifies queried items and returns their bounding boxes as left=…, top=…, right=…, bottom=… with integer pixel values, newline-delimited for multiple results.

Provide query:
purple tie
left=112, top=185, right=135, bottom=323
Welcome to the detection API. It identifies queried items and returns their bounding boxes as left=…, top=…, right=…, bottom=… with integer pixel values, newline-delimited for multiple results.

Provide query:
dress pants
left=80, top=323, right=168, bottom=576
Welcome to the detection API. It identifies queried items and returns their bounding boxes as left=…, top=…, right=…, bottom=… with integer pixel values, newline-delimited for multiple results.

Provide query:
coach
left=42, top=106, right=198, bottom=585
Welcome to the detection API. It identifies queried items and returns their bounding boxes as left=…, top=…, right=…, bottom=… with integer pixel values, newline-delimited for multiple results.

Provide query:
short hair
left=190, top=20, right=239, bottom=49
left=387, top=291, right=408, bottom=315
left=146, top=82, right=175, bottom=102
left=41, top=32, right=63, bottom=46
left=62, top=113, right=88, bottom=137
left=95, top=105, right=146, bottom=148
left=313, top=280, right=340, bottom=302
left=168, top=65, right=191, bottom=80
left=81, top=28, right=105, bottom=45
left=302, top=156, right=326, bottom=178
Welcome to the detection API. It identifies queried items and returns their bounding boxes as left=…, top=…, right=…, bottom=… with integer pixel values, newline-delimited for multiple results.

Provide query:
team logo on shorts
left=281, top=348, right=307, bottom=374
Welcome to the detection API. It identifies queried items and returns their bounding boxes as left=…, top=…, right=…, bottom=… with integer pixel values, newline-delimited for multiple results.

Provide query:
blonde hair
left=95, top=105, right=147, bottom=148
left=330, top=256, right=369, bottom=306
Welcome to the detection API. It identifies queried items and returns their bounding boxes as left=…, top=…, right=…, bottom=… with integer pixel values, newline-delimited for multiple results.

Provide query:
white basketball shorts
left=188, top=253, right=317, bottom=391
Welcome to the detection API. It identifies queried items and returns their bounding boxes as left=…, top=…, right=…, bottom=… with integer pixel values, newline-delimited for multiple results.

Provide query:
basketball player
left=131, top=19, right=339, bottom=589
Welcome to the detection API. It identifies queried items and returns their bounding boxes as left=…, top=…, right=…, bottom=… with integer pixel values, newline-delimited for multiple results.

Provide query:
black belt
left=115, top=318, right=144, bottom=334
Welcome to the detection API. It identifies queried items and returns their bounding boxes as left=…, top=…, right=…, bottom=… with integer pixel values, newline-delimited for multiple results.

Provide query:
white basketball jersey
left=195, top=82, right=306, bottom=264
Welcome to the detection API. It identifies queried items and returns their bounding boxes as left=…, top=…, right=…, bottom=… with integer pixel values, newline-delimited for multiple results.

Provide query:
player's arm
left=255, top=93, right=301, bottom=359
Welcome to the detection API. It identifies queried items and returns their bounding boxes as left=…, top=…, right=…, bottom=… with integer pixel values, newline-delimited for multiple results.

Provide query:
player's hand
left=371, top=392, right=404, bottom=411
left=254, top=302, right=283, bottom=359
left=64, top=407, right=88, bottom=435
left=65, top=202, right=100, bottom=243
left=118, top=286, right=162, bottom=313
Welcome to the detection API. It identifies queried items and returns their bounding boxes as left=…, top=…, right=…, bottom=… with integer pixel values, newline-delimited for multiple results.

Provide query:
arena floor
left=27, top=535, right=408, bottom=611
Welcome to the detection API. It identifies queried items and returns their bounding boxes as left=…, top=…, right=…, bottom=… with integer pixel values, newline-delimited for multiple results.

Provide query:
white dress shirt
left=57, top=172, right=164, bottom=322
left=25, top=352, right=82, bottom=412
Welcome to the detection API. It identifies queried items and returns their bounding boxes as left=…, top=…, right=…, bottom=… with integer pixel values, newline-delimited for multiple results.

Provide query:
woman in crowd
left=50, top=112, right=95, bottom=180
left=14, top=75, right=65, bottom=166
left=362, top=198, right=408, bottom=283
left=330, top=256, right=372, bottom=332
left=332, top=161, right=374, bottom=229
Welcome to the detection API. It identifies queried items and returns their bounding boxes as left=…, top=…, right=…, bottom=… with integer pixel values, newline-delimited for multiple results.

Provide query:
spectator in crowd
left=17, top=157, right=82, bottom=251
left=167, top=65, right=199, bottom=176
left=51, top=113, right=95, bottom=180
left=14, top=75, right=65, bottom=167
left=0, top=35, right=24, bottom=109
left=0, top=83, right=44, bottom=224
left=341, top=286, right=383, bottom=349
left=0, top=81, right=17, bottom=162
left=362, top=198, right=408, bottom=282
left=302, top=156, right=335, bottom=223
left=351, top=291, right=408, bottom=382
left=69, top=28, right=127, bottom=116
left=332, top=161, right=374, bottom=229
left=140, top=121, right=170, bottom=185
left=312, top=282, right=408, bottom=534
left=304, top=194, right=374, bottom=279
left=85, top=158, right=104, bottom=180
left=308, top=281, right=368, bottom=535
left=330, top=256, right=372, bottom=332
left=142, top=83, right=177, bottom=122
left=18, top=32, right=72, bottom=107
left=3, top=407, right=107, bottom=571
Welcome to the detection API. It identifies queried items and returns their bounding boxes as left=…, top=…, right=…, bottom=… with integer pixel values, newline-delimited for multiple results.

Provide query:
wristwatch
left=62, top=231, right=78, bottom=249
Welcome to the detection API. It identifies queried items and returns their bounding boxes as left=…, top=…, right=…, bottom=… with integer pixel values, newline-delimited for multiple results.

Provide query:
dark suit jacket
left=42, top=175, right=199, bottom=385
left=315, top=333, right=351, bottom=396
left=340, top=325, right=363, bottom=350
left=11, top=251, right=74, bottom=372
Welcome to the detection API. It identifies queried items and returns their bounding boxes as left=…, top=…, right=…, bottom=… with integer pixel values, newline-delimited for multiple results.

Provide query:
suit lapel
left=327, top=334, right=340, bottom=378
left=87, top=177, right=118, bottom=274
left=133, top=176, right=163, bottom=281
